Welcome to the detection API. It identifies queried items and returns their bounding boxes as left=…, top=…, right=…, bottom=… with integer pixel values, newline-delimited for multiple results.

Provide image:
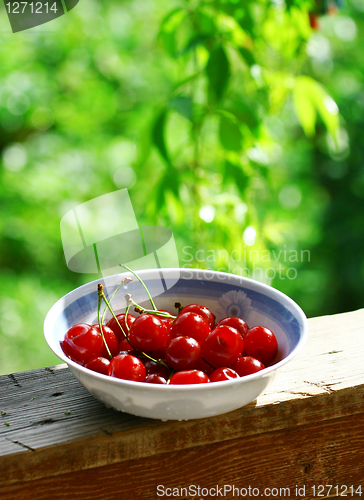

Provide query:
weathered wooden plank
left=1, top=412, right=364, bottom=500
left=1, top=309, right=364, bottom=496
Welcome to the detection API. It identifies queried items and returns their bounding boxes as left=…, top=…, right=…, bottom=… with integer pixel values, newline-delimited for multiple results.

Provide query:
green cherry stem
left=124, top=293, right=170, bottom=368
left=100, top=286, right=168, bottom=368
left=166, top=369, right=175, bottom=385
left=97, top=284, right=112, bottom=359
left=119, top=264, right=157, bottom=311
left=101, top=277, right=133, bottom=325
left=99, top=284, right=134, bottom=350
left=124, top=301, right=131, bottom=333
left=125, top=294, right=176, bottom=320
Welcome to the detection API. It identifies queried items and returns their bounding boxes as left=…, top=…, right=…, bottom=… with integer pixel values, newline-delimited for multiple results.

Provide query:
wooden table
left=1, top=309, right=364, bottom=499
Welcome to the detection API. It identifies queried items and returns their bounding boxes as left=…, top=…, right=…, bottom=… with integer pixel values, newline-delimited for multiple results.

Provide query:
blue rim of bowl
left=44, top=268, right=309, bottom=391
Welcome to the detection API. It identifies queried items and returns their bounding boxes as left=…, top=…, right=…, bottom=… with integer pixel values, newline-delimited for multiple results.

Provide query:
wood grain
left=1, top=309, right=364, bottom=499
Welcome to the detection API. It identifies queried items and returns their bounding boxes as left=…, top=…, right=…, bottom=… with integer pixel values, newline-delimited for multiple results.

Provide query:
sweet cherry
left=84, top=356, right=110, bottom=376
left=106, top=313, right=136, bottom=343
left=62, top=323, right=103, bottom=364
left=144, top=359, right=171, bottom=380
left=195, top=357, right=215, bottom=376
left=230, top=356, right=265, bottom=376
left=243, top=326, right=278, bottom=365
left=157, top=309, right=174, bottom=329
left=128, top=314, right=169, bottom=351
left=169, top=369, right=210, bottom=385
left=118, top=337, right=134, bottom=352
left=92, top=324, right=119, bottom=358
left=179, top=304, right=215, bottom=329
left=145, top=373, right=167, bottom=384
left=170, top=311, right=211, bottom=343
left=215, top=316, right=248, bottom=337
left=165, top=336, right=201, bottom=371
left=108, top=353, right=146, bottom=382
left=209, top=367, right=240, bottom=382
left=201, top=325, right=244, bottom=368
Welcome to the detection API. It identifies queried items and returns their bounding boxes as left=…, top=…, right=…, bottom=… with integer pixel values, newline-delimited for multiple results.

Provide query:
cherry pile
left=61, top=267, right=279, bottom=385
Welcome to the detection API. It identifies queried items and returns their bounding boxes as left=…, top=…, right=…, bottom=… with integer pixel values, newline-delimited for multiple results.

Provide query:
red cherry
left=201, top=325, right=244, bottom=368
left=106, top=313, right=136, bottom=343
left=145, top=373, right=167, bottom=384
left=62, top=323, right=103, bottom=364
left=92, top=325, right=119, bottom=358
left=84, top=356, right=110, bottom=376
left=157, top=310, right=174, bottom=329
left=243, top=326, right=278, bottom=365
left=148, top=324, right=172, bottom=359
left=179, top=304, right=215, bottom=328
left=165, top=336, right=201, bottom=371
left=209, top=367, right=240, bottom=382
left=215, top=316, right=248, bottom=337
left=128, top=314, right=169, bottom=351
left=148, top=344, right=170, bottom=360
left=195, top=356, right=215, bottom=376
left=169, top=369, right=210, bottom=385
left=108, top=353, right=146, bottom=382
left=230, top=356, right=265, bottom=376
left=144, top=359, right=171, bottom=380
left=118, top=337, right=134, bottom=352
left=170, top=312, right=211, bottom=343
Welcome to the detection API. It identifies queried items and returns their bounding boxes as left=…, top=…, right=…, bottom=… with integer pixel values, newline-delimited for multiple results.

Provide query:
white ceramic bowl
left=44, top=268, right=308, bottom=420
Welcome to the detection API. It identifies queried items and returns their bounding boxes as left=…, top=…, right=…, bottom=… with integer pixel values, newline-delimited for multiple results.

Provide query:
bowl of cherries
left=44, top=267, right=308, bottom=420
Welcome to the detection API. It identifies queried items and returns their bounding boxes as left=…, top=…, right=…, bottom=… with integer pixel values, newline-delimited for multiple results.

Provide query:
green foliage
left=0, top=0, right=362, bottom=374
left=293, top=76, right=339, bottom=136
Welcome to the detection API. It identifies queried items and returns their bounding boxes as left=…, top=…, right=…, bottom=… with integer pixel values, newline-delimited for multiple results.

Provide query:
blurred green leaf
left=158, top=7, right=187, bottom=58
left=293, top=76, right=339, bottom=138
left=152, top=109, right=170, bottom=164
left=169, top=95, right=193, bottom=121
left=194, top=9, right=216, bottom=35
left=293, top=77, right=317, bottom=136
left=238, top=47, right=256, bottom=67
left=206, top=45, right=230, bottom=101
left=219, top=113, right=242, bottom=151
left=225, top=161, right=248, bottom=194
left=155, top=165, right=180, bottom=211
left=180, top=34, right=211, bottom=56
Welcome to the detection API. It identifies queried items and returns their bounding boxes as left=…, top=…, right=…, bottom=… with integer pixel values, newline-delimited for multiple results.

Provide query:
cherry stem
left=101, top=277, right=133, bottom=325
left=174, top=302, right=183, bottom=312
left=166, top=369, right=175, bottom=385
left=201, top=356, right=215, bottom=370
left=97, top=284, right=112, bottom=359
left=124, top=301, right=132, bottom=333
left=99, top=285, right=134, bottom=350
left=119, top=264, right=157, bottom=311
left=125, top=294, right=176, bottom=320
left=99, top=287, right=168, bottom=368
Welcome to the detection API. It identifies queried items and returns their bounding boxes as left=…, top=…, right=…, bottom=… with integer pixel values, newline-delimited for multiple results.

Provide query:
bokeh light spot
left=243, top=226, right=256, bottom=246
left=199, top=205, right=215, bottom=223
left=3, top=144, right=27, bottom=172
left=278, top=185, right=302, bottom=210
left=113, top=166, right=137, bottom=188
left=32, top=107, right=54, bottom=131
